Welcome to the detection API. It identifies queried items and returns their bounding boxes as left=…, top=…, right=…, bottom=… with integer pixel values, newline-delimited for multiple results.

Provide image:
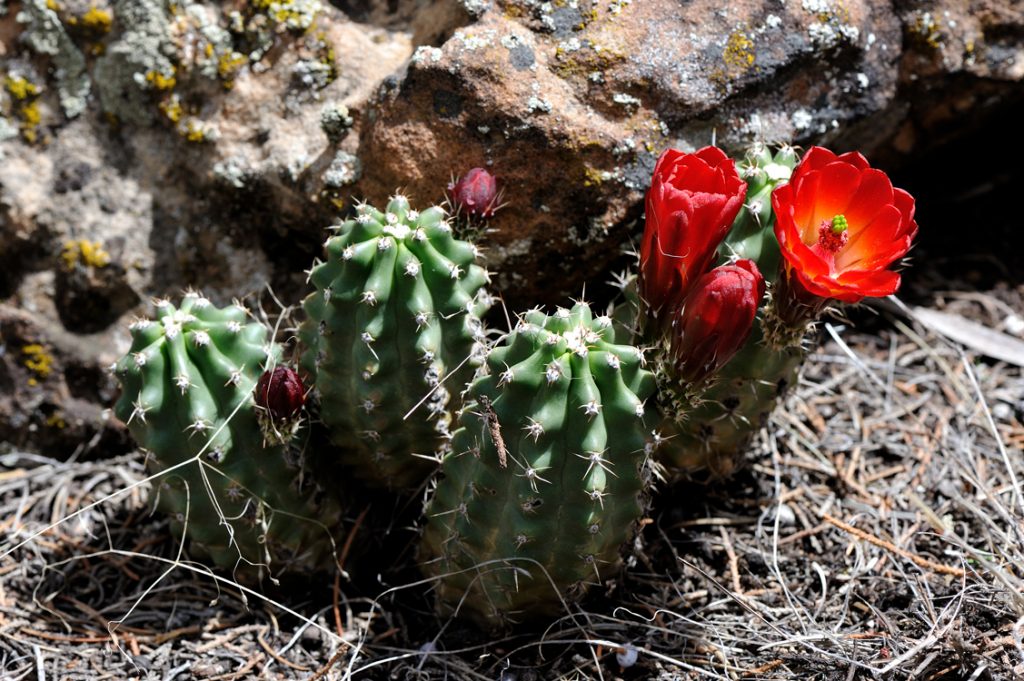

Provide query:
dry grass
left=1, top=296, right=1023, bottom=680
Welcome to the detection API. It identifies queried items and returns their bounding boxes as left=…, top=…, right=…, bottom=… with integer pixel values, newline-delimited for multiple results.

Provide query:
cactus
left=654, top=325, right=804, bottom=478
left=718, top=143, right=798, bottom=281
left=654, top=145, right=803, bottom=479
left=419, top=302, right=656, bottom=628
left=300, top=196, right=491, bottom=490
left=113, top=293, right=340, bottom=577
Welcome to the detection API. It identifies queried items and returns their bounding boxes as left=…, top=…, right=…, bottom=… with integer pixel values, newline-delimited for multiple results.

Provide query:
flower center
left=817, top=214, right=849, bottom=253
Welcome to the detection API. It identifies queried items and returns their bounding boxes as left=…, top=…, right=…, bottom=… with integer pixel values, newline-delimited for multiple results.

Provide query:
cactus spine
left=301, top=196, right=491, bottom=490
left=655, top=145, right=803, bottom=479
left=112, top=293, right=340, bottom=576
left=419, top=303, right=656, bottom=628
left=654, top=326, right=803, bottom=478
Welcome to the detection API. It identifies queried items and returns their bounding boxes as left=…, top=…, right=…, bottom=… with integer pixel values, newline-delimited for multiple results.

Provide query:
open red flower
left=771, top=147, right=917, bottom=303
left=673, top=259, right=765, bottom=384
left=640, top=147, right=747, bottom=325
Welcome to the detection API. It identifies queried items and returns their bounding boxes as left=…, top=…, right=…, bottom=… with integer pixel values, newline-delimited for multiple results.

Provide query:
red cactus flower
left=673, top=259, right=765, bottom=384
left=771, top=147, right=918, bottom=304
left=254, top=366, right=305, bottom=420
left=640, top=147, right=747, bottom=326
left=448, top=167, right=500, bottom=218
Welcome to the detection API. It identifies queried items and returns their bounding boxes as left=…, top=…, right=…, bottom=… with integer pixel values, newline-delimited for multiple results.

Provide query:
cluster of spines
left=301, top=195, right=492, bottom=489
left=651, top=326, right=803, bottom=479
left=719, top=143, right=797, bottom=277
left=419, top=302, right=656, bottom=628
left=113, top=292, right=337, bottom=576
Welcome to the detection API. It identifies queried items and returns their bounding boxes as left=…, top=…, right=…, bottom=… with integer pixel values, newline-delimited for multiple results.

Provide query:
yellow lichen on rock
left=81, top=6, right=113, bottom=33
left=4, top=76, right=43, bottom=143
left=252, top=0, right=320, bottom=31
left=145, top=69, right=178, bottom=91
left=68, top=6, right=113, bottom=34
left=61, top=239, right=111, bottom=270
left=22, top=344, right=54, bottom=386
left=45, top=411, right=67, bottom=429
left=159, top=94, right=183, bottom=123
left=909, top=11, right=943, bottom=50
left=217, top=51, right=248, bottom=88
left=183, top=119, right=209, bottom=142
left=5, top=76, right=40, bottom=101
left=723, top=30, right=755, bottom=74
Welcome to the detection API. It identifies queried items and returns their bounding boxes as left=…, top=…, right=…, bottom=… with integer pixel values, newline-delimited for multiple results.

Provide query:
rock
left=0, top=301, right=129, bottom=458
left=0, top=0, right=1021, bottom=455
left=54, top=238, right=140, bottom=332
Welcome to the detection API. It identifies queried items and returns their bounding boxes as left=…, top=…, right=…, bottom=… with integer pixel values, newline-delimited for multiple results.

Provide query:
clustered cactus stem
left=109, top=142, right=918, bottom=628
left=112, top=292, right=341, bottom=578
left=419, top=302, right=656, bottom=628
left=630, top=143, right=917, bottom=481
left=300, top=195, right=492, bottom=490
left=642, top=145, right=802, bottom=479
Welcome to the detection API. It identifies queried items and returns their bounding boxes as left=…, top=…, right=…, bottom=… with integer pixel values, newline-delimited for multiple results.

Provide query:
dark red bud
left=254, top=366, right=305, bottom=420
left=673, top=259, right=765, bottom=384
left=448, top=167, right=499, bottom=218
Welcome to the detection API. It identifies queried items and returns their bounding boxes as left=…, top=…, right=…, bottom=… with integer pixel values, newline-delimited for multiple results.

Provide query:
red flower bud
left=254, top=366, right=305, bottom=420
left=673, top=260, right=765, bottom=385
left=448, top=167, right=500, bottom=218
left=640, top=147, right=747, bottom=327
left=771, top=147, right=918, bottom=306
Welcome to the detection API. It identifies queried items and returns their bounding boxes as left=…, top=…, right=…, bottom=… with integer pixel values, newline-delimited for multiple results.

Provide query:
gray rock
left=0, top=0, right=1021, bottom=454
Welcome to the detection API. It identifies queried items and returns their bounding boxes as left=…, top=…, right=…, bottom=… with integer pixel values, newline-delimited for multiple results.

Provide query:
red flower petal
left=843, top=168, right=895, bottom=229
left=833, top=269, right=901, bottom=299
left=795, top=147, right=840, bottom=174
left=835, top=150, right=871, bottom=170
left=640, top=146, right=747, bottom=324
left=771, top=146, right=919, bottom=309
left=693, top=146, right=732, bottom=167
left=893, top=187, right=918, bottom=237
left=803, top=163, right=863, bottom=233
left=839, top=205, right=905, bottom=269
left=673, top=259, right=764, bottom=383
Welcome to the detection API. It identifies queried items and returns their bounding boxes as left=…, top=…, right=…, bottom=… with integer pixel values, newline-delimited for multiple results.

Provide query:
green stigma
left=830, top=214, right=848, bottom=235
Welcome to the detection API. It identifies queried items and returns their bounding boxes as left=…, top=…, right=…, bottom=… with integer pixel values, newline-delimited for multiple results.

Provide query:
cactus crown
left=114, top=292, right=273, bottom=448
left=719, top=144, right=798, bottom=278
left=113, top=293, right=338, bottom=576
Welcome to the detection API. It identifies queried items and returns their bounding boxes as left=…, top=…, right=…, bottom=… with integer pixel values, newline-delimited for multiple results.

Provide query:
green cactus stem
left=655, top=144, right=803, bottom=479
left=653, top=323, right=804, bottom=479
left=717, top=143, right=798, bottom=280
left=301, top=196, right=492, bottom=490
left=113, top=293, right=340, bottom=577
left=419, top=302, right=656, bottom=628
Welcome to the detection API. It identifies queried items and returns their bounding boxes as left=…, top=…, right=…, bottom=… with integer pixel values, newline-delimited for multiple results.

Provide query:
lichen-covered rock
left=0, top=302, right=130, bottom=458
left=356, top=0, right=1023, bottom=306
left=0, top=0, right=1022, bottom=457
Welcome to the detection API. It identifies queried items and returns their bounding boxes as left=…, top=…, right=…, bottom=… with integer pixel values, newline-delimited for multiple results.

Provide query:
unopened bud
left=254, top=366, right=305, bottom=420
left=673, top=260, right=765, bottom=385
left=448, top=167, right=500, bottom=218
